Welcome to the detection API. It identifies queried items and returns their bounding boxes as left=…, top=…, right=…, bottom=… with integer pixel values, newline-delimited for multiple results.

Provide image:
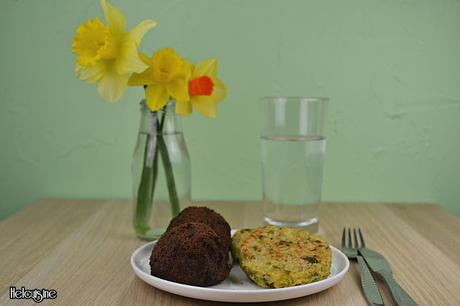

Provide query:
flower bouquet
left=71, top=0, right=227, bottom=239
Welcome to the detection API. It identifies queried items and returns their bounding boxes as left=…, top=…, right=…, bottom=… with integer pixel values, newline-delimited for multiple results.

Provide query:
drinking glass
left=260, top=97, right=327, bottom=232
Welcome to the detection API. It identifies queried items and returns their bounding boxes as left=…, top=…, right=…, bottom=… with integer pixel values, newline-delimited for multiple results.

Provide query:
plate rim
left=131, top=240, right=349, bottom=296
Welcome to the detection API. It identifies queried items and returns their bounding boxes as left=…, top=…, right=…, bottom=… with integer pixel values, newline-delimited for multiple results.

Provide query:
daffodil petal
left=145, top=84, right=169, bottom=111
left=176, top=100, right=192, bottom=116
left=212, top=78, right=227, bottom=102
left=167, top=78, right=189, bottom=102
left=181, top=60, right=194, bottom=79
left=115, top=40, right=148, bottom=75
left=100, top=0, right=126, bottom=36
left=75, top=62, right=106, bottom=83
left=97, top=70, right=129, bottom=102
left=128, top=19, right=156, bottom=45
left=139, top=52, right=151, bottom=65
left=194, top=59, right=217, bottom=78
left=115, top=20, right=156, bottom=75
left=191, top=96, right=217, bottom=118
left=128, top=68, right=153, bottom=86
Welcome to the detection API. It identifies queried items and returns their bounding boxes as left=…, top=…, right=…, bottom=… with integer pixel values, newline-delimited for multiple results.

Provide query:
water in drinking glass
left=260, top=97, right=327, bottom=232
left=261, top=135, right=325, bottom=232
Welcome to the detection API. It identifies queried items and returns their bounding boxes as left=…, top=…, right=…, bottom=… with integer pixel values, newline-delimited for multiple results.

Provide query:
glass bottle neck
left=139, top=100, right=183, bottom=135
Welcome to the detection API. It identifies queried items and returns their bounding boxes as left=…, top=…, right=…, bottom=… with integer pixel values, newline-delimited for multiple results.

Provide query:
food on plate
left=150, top=222, right=231, bottom=286
left=231, top=225, right=332, bottom=288
left=150, top=206, right=332, bottom=289
left=231, top=228, right=252, bottom=262
left=166, top=206, right=231, bottom=249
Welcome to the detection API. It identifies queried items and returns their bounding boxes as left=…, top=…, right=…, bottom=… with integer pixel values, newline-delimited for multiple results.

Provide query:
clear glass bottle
left=132, top=100, right=191, bottom=240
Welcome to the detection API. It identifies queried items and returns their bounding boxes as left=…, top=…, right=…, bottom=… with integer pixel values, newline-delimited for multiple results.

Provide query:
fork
left=342, top=228, right=384, bottom=306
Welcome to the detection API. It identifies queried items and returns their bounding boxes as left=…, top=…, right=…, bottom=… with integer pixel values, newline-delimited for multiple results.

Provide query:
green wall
left=1, top=0, right=460, bottom=219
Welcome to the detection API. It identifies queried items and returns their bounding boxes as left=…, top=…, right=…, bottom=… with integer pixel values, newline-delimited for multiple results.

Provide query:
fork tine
left=358, top=228, right=366, bottom=248
left=353, top=228, right=359, bottom=248
left=347, top=228, right=352, bottom=248
left=341, top=228, right=346, bottom=247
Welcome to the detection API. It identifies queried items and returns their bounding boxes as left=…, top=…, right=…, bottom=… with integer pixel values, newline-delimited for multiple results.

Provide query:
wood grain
left=0, top=200, right=459, bottom=305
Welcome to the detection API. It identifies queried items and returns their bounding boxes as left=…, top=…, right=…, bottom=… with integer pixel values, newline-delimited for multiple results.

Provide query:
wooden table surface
left=1, top=200, right=460, bottom=306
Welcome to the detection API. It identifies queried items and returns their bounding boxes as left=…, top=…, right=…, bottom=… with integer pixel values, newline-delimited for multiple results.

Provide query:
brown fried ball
left=150, top=222, right=231, bottom=286
left=167, top=206, right=231, bottom=249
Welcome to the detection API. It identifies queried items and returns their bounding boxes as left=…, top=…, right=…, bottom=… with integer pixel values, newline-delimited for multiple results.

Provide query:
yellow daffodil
left=72, top=0, right=156, bottom=102
left=180, top=59, right=227, bottom=118
left=128, top=48, right=192, bottom=111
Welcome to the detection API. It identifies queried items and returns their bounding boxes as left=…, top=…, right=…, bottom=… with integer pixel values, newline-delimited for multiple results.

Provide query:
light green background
left=1, top=0, right=459, bottom=219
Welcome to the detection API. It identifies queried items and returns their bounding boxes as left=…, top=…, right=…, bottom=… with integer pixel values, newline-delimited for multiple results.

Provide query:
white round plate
left=131, top=234, right=349, bottom=303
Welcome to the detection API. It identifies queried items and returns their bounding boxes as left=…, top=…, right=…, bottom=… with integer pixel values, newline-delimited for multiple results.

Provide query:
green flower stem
left=134, top=106, right=181, bottom=236
left=134, top=114, right=160, bottom=234
left=149, top=134, right=160, bottom=203
left=158, top=110, right=180, bottom=217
